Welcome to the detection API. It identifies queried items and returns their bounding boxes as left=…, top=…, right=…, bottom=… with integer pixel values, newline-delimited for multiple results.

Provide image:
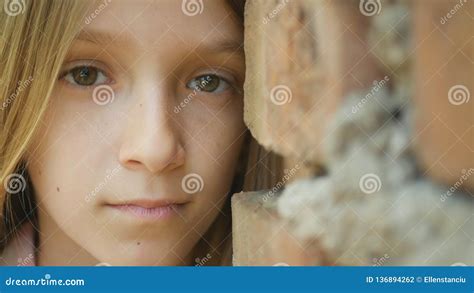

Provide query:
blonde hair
left=1, top=0, right=91, bottom=248
left=0, top=0, right=282, bottom=265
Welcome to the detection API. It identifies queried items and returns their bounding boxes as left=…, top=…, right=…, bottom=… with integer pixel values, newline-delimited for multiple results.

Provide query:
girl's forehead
left=83, top=0, right=242, bottom=48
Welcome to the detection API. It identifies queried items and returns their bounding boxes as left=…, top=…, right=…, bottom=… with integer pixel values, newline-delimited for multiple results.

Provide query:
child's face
left=27, top=0, right=245, bottom=265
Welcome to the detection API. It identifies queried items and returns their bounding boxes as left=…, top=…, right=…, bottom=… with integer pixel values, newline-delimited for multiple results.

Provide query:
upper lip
left=108, top=198, right=189, bottom=208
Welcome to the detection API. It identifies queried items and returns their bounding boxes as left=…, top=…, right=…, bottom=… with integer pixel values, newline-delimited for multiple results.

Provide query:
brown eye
left=63, top=65, right=108, bottom=86
left=187, top=74, right=230, bottom=93
left=71, top=66, right=98, bottom=86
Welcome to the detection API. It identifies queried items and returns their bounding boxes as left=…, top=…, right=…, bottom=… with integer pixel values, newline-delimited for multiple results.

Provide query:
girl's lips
left=110, top=204, right=179, bottom=220
left=106, top=199, right=189, bottom=220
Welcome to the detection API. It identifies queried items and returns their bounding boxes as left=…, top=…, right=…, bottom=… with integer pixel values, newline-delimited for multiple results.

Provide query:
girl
left=0, top=0, right=281, bottom=266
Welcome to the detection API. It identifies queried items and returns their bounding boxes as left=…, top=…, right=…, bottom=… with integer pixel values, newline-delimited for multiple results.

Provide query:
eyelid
left=188, top=70, right=242, bottom=96
left=187, top=74, right=232, bottom=94
left=58, top=59, right=112, bottom=81
left=191, top=67, right=238, bottom=85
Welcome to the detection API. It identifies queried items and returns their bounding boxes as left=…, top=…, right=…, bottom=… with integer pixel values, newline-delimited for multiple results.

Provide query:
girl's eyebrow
left=75, top=29, right=128, bottom=45
left=198, top=40, right=244, bottom=56
left=75, top=29, right=244, bottom=56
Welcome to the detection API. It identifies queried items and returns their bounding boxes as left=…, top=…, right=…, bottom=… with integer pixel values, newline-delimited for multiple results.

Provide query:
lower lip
left=109, top=204, right=181, bottom=220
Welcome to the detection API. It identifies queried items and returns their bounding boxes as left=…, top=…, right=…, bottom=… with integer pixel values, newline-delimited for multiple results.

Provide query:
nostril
left=120, top=159, right=142, bottom=170
left=169, top=147, right=186, bottom=169
left=119, top=143, right=185, bottom=174
left=156, top=145, right=185, bottom=172
left=128, top=159, right=142, bottom=166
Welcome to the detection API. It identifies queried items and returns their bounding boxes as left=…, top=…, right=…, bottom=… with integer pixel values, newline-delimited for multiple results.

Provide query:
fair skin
left=26, top=0, right=245, bottom=265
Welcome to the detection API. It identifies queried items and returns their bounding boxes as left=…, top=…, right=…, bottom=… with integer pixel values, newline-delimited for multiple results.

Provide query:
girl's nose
left=118, top=82, right=185, bottom=175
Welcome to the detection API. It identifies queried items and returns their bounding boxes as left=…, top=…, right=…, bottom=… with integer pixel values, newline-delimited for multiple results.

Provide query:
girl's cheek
left=183, top=98, right=244, bottom=146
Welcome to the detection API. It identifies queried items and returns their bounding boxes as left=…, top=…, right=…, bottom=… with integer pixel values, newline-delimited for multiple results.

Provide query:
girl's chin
left=92, top=244, right=189, bottom=266
left=95, top=258, right=186, bottom=266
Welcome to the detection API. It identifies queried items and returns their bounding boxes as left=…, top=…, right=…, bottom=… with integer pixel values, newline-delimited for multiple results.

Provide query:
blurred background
left=232, top=0, right=473, bottom=266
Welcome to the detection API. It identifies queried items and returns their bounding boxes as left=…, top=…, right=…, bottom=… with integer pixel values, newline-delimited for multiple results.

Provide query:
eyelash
left=185, top=74, right=233, bottom=94
left=59, top=63, right=110, bottom=88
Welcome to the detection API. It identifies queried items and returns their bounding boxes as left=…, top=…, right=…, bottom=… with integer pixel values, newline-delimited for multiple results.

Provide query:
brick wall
left=232, top=0, right=473, bottom=266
